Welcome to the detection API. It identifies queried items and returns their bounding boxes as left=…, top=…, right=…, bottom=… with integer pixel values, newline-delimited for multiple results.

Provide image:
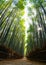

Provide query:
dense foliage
left=26, top=0, right=46, bottom=55
left=0, top=0, right=25, bottom=56
left=0, top=0, right=46, bottom=56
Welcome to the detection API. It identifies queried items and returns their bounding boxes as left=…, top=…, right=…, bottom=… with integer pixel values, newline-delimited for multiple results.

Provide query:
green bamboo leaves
left=0, top=0, right=25, bottom=56
left=26, top=0, right=46, bottom=56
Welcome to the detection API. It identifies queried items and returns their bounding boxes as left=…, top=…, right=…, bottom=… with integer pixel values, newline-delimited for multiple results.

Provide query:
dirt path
left=0, top=57, right=46, bottom=65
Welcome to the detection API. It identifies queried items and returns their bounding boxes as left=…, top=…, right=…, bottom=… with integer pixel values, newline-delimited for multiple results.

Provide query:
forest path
left=0, top=57, right=46, bottom=65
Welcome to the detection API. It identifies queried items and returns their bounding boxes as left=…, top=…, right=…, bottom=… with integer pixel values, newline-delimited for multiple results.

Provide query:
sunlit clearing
left=32, top=9, right=36, bottom=17
left=23, top=7, right=29, bottom=56
left=5, top=0, right=8, bottom=1
left=37, top=27, right=42, bottom=31
left=23, top=1, right=32, bottom=56
left=23, top=0, right=37, bottom=56
left=0, top=15, right=1, bottom=18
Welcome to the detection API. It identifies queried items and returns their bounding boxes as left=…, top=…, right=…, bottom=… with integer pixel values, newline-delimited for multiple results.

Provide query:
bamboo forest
left=0, top=0, right=46, bottom=65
